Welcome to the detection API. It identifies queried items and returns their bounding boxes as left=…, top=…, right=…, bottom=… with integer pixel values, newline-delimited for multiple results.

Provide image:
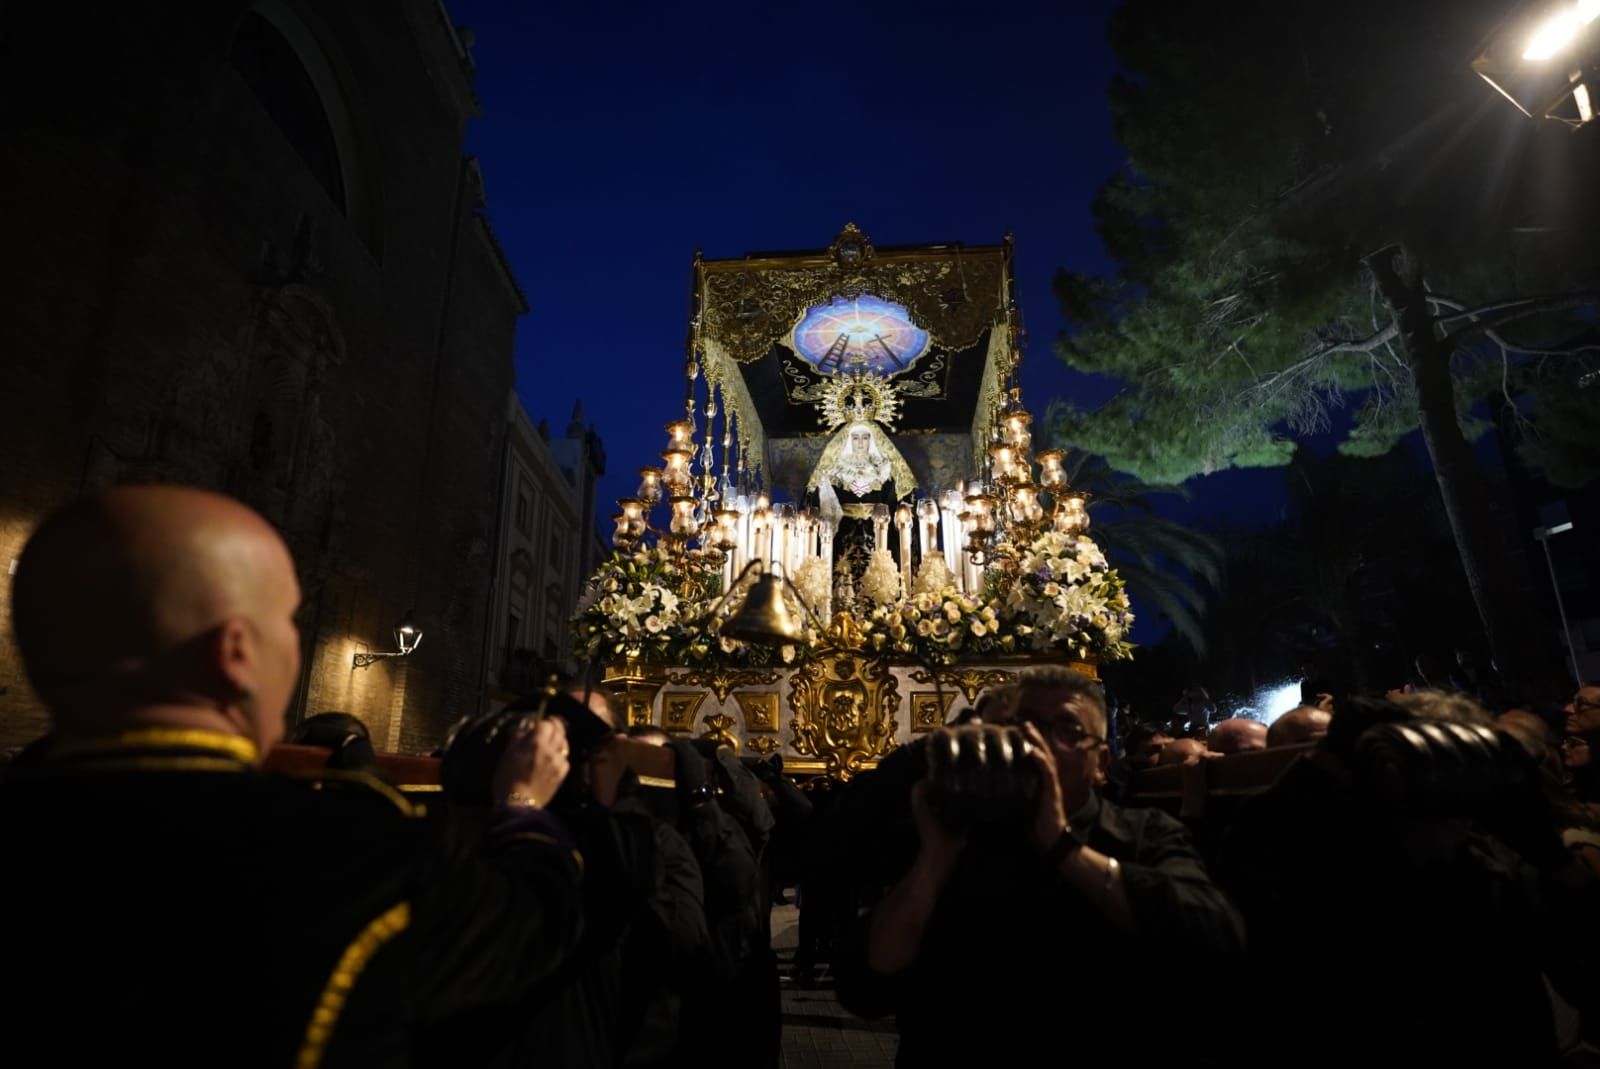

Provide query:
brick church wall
left=0, top=1, right=521, bottom=751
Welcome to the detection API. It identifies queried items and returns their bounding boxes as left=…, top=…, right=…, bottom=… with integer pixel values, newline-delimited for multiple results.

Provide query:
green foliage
left=1052, top=0, right=1600, bottom=485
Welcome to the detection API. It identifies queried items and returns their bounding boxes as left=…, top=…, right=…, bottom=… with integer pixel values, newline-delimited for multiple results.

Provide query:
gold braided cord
left=49, top=727, right=259, bottom=765
left=296, top=901, right=411, bottom=1069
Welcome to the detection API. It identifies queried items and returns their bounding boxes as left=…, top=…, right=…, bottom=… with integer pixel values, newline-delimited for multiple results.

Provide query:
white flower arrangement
left=791, top=556, right=834, bottom=623
left=911, top=554, right=956, bottom=597
left=1002, top=530, right=1134, bottom=662
left=858, top=548, right=904, bottom=607
left=572, top=545, right=706, bottom=662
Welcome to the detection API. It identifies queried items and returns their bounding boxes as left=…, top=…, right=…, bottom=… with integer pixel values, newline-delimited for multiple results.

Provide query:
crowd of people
left=2, top=485, right=1598, bottom=1067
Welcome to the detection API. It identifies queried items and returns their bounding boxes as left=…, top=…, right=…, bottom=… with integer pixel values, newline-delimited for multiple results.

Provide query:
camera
left=438, top=689, right=612, bottom=808
left=1351, top=716, right=1531, bottom=819
left=924, top=724, right=1042, bottom=834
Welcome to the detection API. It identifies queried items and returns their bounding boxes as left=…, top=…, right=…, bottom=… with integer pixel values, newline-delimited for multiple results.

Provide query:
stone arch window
left=227, top=2, right=381, bottom=253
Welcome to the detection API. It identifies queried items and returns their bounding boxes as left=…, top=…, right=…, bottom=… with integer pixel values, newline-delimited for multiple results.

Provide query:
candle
left=896, top=504, right=912, bottom=590
left=872, top=503, right=890, bottom=554
left=941, top=489, right=964, bottom=590
left=818, top=519, right=834, bottom=620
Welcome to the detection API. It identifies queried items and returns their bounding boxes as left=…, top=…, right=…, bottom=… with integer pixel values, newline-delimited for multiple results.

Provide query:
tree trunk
left=1364, top=245, right=1557, bottom=703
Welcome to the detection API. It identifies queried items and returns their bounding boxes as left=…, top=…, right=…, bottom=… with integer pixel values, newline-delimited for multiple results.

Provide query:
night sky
left=450, top=1, right=1293, bottom=640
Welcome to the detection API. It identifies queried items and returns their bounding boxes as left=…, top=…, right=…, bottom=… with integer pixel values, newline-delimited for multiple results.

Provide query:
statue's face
left=849, top=428, right=870, bottom=456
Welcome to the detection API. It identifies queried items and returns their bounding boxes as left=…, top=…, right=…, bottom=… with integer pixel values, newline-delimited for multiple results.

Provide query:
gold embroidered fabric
left=806, top=421, right=916, bottom=501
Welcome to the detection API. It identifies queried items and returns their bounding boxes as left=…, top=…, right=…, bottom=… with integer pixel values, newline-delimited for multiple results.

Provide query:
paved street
left=772, top=904, right=897, bottom=1069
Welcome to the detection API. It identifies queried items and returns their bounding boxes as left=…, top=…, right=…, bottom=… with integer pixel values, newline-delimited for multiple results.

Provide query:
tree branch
left=1436, top=291, right=1600, bottom=351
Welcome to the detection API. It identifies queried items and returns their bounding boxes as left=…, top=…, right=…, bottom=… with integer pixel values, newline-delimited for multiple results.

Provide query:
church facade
left=0, top=1, right=531, bottom=750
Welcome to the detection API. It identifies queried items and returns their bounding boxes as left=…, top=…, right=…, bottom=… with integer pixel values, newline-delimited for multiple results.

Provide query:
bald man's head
left=1208, top=718, right=1268, bottom=754
left=12, top=486, right=302, bottom=753
left=1267, top=706, right=1332, bottom=748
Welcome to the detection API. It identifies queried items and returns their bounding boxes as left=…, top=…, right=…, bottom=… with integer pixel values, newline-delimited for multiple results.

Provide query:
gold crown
left=816, top=371, right=901, bottom=432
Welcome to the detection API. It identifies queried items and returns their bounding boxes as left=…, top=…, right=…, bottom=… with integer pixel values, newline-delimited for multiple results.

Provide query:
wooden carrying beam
left=1127, top=743, right=1313, bottom=801
left=263, top=738, right=680, bottom=791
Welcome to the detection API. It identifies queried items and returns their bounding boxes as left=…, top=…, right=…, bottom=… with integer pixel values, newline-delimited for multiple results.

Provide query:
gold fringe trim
left=295, top=901, right=411, bottom=1069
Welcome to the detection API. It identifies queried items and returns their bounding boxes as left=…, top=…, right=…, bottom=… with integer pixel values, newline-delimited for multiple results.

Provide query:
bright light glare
left=1523, top=2, right=1600, bottom=60
left=1243, top=679, right=1304, bottom=726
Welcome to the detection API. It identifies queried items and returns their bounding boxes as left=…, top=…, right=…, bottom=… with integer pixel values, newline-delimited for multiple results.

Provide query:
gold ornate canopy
left=691, top=223, right=1020, bottom=491
left=700, top=223, right=1009, bottom=365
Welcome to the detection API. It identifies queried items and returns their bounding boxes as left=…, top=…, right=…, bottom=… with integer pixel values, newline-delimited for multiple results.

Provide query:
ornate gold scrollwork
left=747, top=735, right=780, bottom=757
left=662, top=691, right=707, bottom=733
left=907, top=667, right=1017, bottom=705
left=701, top=712, right=739, bottom=751
left=698, top=224, right=1008, bottom=366
left=733, top=691, right=781, bottom=734
left=821, top=611, right=867, bottom=651
left=667, top=667, right=781, bottom=704
left=909, top=690, right=958, bottom=733
left=789, top=651, right=898, bottom=781
left=604, top=657, right=669, bottom=728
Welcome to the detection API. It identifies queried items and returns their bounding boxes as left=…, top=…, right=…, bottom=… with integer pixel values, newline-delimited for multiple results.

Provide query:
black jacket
left=832, top=741, right=1244, bottom=1066
left=0, top=729, right=584, bottom=1069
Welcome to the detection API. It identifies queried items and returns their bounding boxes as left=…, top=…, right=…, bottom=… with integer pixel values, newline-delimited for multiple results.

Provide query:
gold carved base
left=789, top=649, right=899, bottom=781
left=604, top=657, right=669, bottom=729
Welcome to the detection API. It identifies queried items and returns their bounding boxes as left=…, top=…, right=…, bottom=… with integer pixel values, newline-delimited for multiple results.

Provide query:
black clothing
left=665, top=742, right=775, bottom=1069
left=0, top=729, right=584, bottom=1069
left=1217, top=752, right=1567, bottom=1066
left=489, top=799, right=659, bottom=1069
left=832, top=740, right=1243, bottom=1066
left=619, top=806, right=709, bottom=1069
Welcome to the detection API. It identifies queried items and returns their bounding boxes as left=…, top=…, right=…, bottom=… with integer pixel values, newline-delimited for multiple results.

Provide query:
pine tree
left=1054, top=0, right=1600, bottom=698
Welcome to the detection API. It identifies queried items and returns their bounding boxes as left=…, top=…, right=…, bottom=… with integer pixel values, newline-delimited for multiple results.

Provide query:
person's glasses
left=1018, top=710, right=1106, bottom=749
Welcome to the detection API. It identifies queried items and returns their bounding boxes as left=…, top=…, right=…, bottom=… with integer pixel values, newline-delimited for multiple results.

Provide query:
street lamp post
left=1533, top=522, right=1583, bottom=686
left=1474, top=0, right=1600, bottom=126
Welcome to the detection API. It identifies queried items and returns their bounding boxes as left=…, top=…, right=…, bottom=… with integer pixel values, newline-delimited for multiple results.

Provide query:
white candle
left=896, top=508, right=912, bottom=591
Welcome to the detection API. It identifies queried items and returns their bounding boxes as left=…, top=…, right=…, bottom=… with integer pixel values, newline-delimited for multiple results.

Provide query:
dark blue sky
left=450, top=0, right=1292, bottom=573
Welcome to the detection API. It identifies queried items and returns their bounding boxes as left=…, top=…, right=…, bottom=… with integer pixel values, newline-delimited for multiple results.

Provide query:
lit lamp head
left=661, top=448, right=693, bottom=493
left=961, top=500, right=994, bottom=566
left=916, top=497, right=939, bottom=523
left=966, top=494, right=997, bottom=534
left=664, top=420, right=695, bottom=449
left=895, top=503, right=913, bottom=527
left=1012, top=485, right=1039, bottom=523
left=1004, top=410, right=1032, bottom=449
left=1036, top=449, right=1066, bottom=490
left=872, top=502, right=891, bottom=528
left=1054, top=493, right=1090, bottom=534
left=714, top=508, right=741, bottom=552
left=988, top=442, right=1016, bottom=480
left=669, top=495, right=701, bottom=539
left=394, top=612, right=423, bottom=655
left=637, top=467, right=664, bottom=505
left=1473, top=0, right=1600, bottom=126
left=611, top=512, right=631, bottom=547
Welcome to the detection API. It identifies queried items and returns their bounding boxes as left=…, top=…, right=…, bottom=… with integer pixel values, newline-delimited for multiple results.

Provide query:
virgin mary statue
left=805, top=419, right=916, bottom=564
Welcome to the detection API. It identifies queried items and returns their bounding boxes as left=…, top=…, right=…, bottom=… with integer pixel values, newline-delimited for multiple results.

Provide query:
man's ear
left=213, top=617, right=255, bottom=699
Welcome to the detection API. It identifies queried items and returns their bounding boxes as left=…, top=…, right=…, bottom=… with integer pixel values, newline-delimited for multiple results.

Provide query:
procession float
left=571, top=224, right=1134, bottom=779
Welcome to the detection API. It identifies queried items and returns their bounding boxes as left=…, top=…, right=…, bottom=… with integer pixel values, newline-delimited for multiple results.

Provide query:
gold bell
left=720, top=572, right=805, bottom=645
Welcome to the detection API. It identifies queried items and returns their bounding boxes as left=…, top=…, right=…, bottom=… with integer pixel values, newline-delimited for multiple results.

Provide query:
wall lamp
left=353, top=612, right=424, bottom=668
